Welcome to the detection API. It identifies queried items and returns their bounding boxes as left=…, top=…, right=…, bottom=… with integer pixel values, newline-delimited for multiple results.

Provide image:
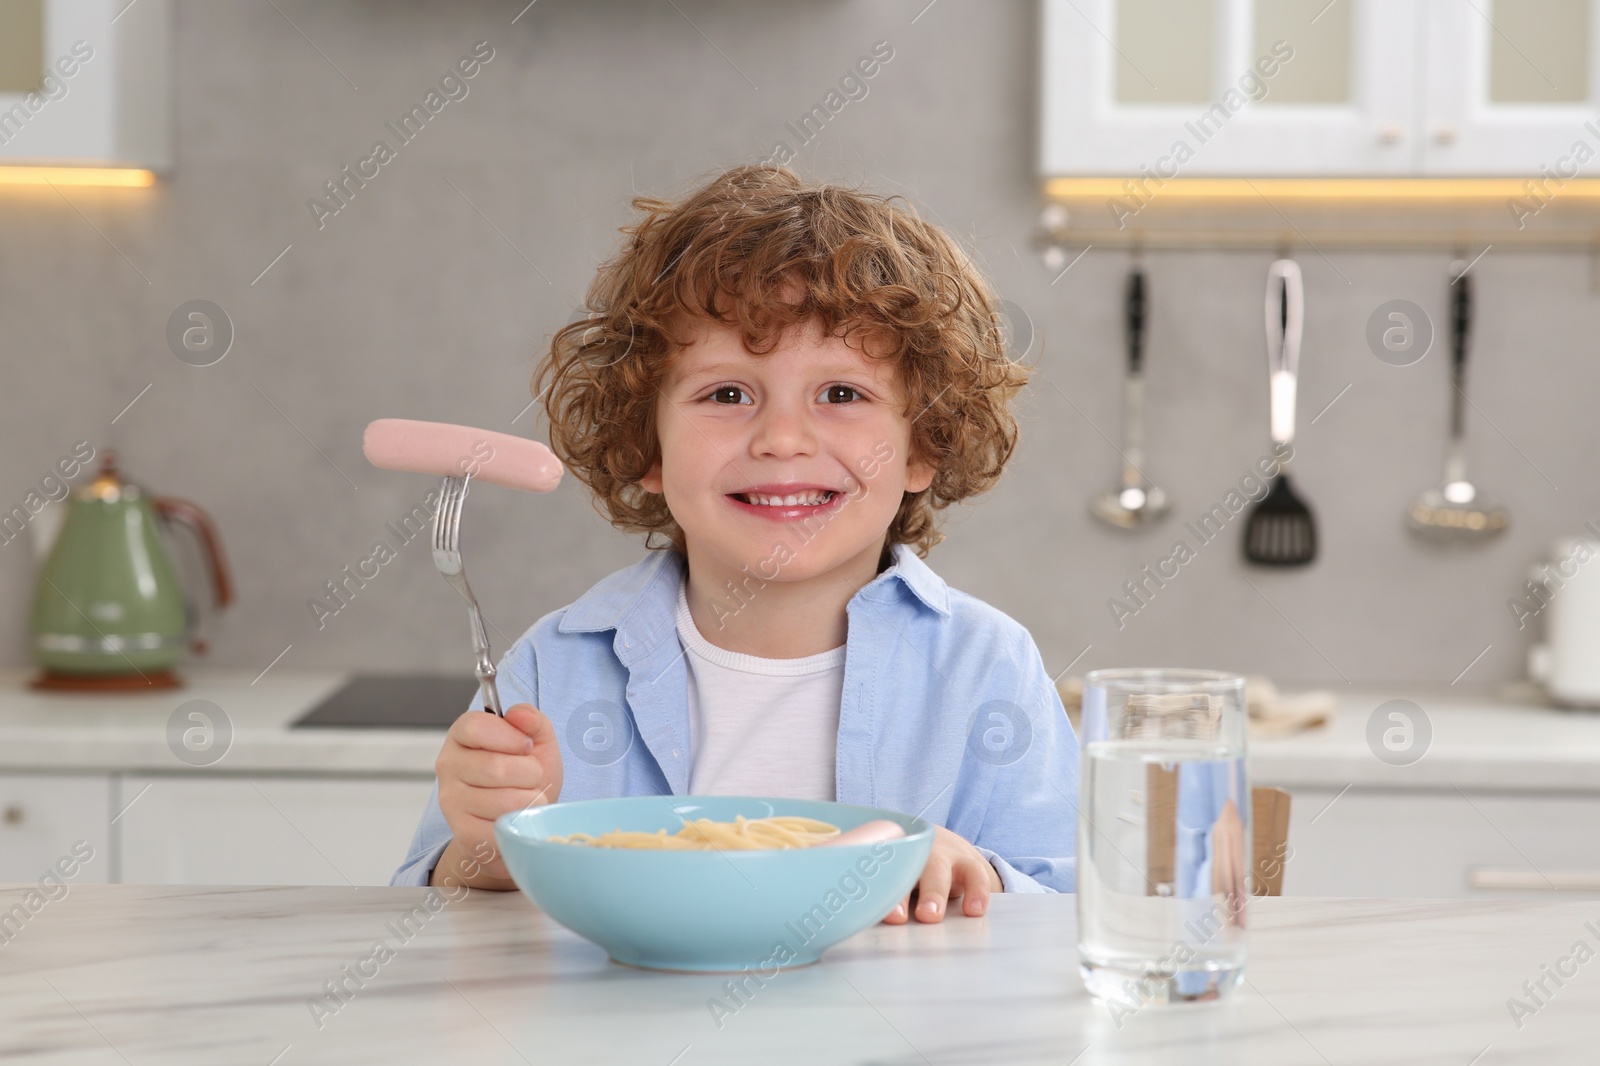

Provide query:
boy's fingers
left=448, top=709, right=535, bottom=755
left=883, top=893, right=911, bottom=925
left=453, top=787, right=552, bottom=823
left=958, top=857, right=993, bottom=917
left=449, top=751, right=550, bottom=790
left=503, top=704, right=565, bottom=804
left=504, top=703, right=558, bottom=748
left=915, top=859, right=953, bottom=922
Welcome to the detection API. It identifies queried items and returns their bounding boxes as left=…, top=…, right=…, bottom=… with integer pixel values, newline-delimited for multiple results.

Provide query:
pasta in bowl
left=549, top=813, right=843, bottom=850
left=493, top=796, right=934, bottom=972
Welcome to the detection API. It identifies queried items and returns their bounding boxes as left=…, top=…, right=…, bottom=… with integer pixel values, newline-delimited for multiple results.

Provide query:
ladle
left=1407, top=265, right=1510, bottom=543
left=1091, top=268, right=1170, bottom=530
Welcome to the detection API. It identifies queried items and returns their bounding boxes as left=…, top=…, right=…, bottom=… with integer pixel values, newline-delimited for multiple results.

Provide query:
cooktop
left=290, top=674, right=480, bottom=730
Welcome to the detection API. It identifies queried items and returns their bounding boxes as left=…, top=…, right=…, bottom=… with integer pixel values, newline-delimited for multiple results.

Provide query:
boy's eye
left=708, top=386, right=752, bottom=405
left=704, top=385, right=861, bottom=405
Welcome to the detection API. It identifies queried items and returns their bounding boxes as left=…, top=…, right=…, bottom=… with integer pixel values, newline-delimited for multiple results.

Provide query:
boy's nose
left=748, top=399, right=818, bottom=458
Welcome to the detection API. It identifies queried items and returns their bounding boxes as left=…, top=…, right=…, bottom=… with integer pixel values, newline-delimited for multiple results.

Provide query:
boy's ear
left=639, top=460, right=663, bottom=494
left=905, top=453, right=935, bottom=494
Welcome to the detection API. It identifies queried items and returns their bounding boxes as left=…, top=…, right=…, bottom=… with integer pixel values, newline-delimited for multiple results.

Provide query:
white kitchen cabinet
left=1280, top=786, right=1600, bottom=899
left=0, top=772, right=111, bottom=885
left=1042, top=0, right=1600, bottom=178
left=1042, top=0, right=1416, bottom=177
left=116, top=775, right=436, bottom=886
left=0, top=0, right=171, bottom=170
left=1421, top=0, right=1600, bottom=174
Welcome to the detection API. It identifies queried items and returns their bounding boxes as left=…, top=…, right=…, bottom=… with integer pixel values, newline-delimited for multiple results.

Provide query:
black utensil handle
left=1451, top=270, right=1470, bottom=437
left=1126, top=269, right=1146, bottom=374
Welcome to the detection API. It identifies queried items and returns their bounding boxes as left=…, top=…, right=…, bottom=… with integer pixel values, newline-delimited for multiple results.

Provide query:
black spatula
left=1244, top=259, right=1317, bottom=567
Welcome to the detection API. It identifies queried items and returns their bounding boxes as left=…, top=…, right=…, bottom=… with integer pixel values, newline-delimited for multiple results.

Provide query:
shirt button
left=672, top=750, right=680, bottom=758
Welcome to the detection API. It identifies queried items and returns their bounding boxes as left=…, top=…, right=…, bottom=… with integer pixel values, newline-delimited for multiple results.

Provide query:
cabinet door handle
left=1469, top=868, right=1600, bottom=891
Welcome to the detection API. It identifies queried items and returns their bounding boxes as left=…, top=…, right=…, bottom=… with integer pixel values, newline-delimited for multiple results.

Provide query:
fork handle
left=476, top=657, right=503, bottom=716
left=469, top=609, right=504, bottom=716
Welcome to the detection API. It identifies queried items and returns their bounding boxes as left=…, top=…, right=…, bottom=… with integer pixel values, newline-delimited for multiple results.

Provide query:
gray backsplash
left=3, top=1, right=1595, bottom=688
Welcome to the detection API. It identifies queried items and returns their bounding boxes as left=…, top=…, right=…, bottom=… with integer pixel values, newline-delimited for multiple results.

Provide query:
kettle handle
left=152, top=497, right=235, bottom=610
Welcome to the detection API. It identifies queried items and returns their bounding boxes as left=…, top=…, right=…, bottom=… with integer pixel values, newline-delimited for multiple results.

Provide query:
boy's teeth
left=744, top=491, right=830, bottom=506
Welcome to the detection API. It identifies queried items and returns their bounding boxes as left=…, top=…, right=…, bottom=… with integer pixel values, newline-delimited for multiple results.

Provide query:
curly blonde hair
left=533, top=164, right=1030, bottom=559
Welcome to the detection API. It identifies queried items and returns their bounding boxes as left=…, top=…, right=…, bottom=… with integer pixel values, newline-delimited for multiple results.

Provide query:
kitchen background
left=4, top=1, right=1597, bottom=688
left=3, top=0, right=1599, bottom=898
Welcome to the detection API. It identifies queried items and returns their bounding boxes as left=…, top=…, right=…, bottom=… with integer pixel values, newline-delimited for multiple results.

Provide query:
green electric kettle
left=29, top=451, right=233, bottom=691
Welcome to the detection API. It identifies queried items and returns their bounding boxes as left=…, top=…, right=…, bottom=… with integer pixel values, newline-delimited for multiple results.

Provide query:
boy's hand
left=1210, top=797, right=1247, bottom=928
left=432, top=703, right=564, bottom=888
left=882, top=825, right=1003, bottom=924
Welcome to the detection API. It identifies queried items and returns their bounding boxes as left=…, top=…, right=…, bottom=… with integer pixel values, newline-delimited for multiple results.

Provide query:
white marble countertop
left=2, top=884, right=1593, bottom=1065
left=3, top=665, right=1600, bottom=787
left=3, top=667, right=1599, bottom=792
left=1250, top=685, right=1600, bottom=793
left=0, top=668, right=440, bottom=777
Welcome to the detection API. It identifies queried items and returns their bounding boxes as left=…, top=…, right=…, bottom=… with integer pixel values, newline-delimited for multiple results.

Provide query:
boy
left=393, top=164, right=1079, bottom=922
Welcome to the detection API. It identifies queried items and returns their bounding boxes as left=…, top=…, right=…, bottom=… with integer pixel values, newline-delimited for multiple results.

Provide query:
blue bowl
left=494, top=795, right=934, bottom=972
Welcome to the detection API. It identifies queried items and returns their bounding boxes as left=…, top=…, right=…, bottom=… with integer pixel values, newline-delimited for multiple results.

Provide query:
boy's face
left=641, top=315, right=935, bottom=588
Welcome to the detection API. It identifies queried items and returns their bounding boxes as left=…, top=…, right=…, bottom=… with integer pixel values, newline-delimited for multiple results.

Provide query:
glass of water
left=1078, top=669, right=1249, bottom=1005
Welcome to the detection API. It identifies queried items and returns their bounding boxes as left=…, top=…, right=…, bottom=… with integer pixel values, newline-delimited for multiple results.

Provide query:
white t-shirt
left=675, top=576, right=844, bottom=801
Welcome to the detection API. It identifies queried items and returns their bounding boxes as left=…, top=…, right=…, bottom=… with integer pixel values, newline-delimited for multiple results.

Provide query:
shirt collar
left=557, top=540, right=951, bottom=637
left=865, top=541, right=952, bottom=617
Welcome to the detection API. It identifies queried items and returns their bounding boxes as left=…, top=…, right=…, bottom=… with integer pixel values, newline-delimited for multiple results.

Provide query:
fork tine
left=441, top=479, right=458, bottom=553
left=432, top=477, right=453, bottom=553
left=447, top=478, right=467, bottom=551
left=439, top=476, right=465, bottom=554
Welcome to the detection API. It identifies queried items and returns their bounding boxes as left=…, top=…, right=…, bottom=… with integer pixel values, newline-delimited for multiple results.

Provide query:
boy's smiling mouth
left=725, top=482, right=844, bottom=519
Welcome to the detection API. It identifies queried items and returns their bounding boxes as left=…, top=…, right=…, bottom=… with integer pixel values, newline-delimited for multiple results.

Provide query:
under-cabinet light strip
left=1044, top=177, right=1600, bottom=201
left=0, top=167, right=156, bottom=188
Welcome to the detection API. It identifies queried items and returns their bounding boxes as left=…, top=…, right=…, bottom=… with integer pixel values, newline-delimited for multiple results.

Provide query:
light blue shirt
left=1176, top=760, right=1247, bottom=902
left=391, top=542, right=1080, bottom=893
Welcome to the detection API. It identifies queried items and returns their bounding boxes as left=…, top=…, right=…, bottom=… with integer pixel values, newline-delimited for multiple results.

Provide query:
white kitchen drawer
left=1281, top=787, right=1600, bottom=899
left=116, top=775, right=436, bottom=886
left=0, top=772, right=111, bottom=885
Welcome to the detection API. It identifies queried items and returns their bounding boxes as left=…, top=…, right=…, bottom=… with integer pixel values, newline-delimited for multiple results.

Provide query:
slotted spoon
left=1243, top=259, right=1318, bottom=567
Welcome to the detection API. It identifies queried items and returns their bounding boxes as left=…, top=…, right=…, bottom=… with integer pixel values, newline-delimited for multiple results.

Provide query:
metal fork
left=431, top=475, right=503, bottom=716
